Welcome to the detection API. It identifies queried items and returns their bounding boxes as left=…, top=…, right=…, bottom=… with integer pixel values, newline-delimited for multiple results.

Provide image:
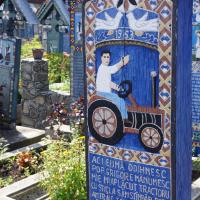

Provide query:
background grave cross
left=0, top=0, right=17, bottom=36
left=43, top=9, right=67, bottom=33
left=0, top=0, right=38, bottom=37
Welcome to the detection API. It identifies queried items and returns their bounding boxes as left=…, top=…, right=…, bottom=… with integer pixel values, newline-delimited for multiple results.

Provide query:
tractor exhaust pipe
left=151, top=71, right=157, bottom=108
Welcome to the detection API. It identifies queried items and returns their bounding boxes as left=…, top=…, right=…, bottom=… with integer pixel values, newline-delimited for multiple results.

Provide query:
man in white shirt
left=96, top=50, right=129, bottom=119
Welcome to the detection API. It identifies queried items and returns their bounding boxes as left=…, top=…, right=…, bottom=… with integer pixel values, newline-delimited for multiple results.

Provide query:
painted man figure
left=95, top=0, right=159, bottom=107
left=96, top=50, right=129, bottom=119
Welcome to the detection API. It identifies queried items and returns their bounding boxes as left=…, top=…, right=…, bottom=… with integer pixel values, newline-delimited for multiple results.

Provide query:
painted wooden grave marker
left=69, top=0, right=85, bottom=98
left=0, top=38, right=21, bottom=124
left=84, top=0, right=192, bottom=199
left=37, top=0, right=69, bottom=53
left=0, top=0, right=38, bottom=126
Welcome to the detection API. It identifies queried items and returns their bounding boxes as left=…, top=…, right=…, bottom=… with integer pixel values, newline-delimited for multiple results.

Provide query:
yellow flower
left=63, top=150, right=68, bottom=156
left=79, top=136, right=85, bottom=140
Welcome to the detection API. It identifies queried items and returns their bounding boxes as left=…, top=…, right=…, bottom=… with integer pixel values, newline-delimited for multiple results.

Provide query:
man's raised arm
left=109, top=55, right=130, bottom=74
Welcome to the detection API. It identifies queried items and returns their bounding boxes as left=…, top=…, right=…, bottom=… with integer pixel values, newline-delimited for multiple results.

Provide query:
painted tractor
left=88, top=81, right=164, bottom=153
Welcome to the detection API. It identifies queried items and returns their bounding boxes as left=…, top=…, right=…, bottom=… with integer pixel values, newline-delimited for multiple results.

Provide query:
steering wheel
left=117, top=80, right=132, bottom=98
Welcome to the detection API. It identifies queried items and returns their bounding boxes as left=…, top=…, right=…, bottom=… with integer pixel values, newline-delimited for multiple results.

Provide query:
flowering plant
left=70, top=96, right=84, bottom=130
left=43, top=96, right=85, bottom=139
left=16, top=151, right=38, bottom=171
left=41, top=136, right=86, bottom=200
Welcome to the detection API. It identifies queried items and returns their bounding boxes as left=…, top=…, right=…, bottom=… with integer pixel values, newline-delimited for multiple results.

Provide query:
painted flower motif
left=2, top=10, right=9, bottom=20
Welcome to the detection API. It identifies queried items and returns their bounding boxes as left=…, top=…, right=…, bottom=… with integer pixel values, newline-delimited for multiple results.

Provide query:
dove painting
left=193, top=0, right=200, bottom=24
left=95, top=0, right=159, bottom=33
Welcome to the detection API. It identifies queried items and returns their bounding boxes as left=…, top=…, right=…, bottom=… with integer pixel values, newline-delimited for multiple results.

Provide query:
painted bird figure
left=118, top=0, right=159, bottom=32
left=127, top=11, right=159, bottom=32
left=95, top=11, right=123, bottom=30
left=95, top=0, right=158, bottom=32
left=95, top=0, right=138, bottom=30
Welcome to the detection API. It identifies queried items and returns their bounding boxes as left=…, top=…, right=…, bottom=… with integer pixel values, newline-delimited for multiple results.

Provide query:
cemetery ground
left=0, top=97, right=86, bottom=200
left=0, top=36, right=86, bottom=199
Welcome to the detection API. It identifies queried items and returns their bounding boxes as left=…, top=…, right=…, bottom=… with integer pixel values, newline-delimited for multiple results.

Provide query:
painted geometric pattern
left=85, top=0, right=173, bottom=166
left=193, top=141, right=200, bottom=147
left=89, top=138, right=170, bottom=167
left=70, top=0, right=84, bottom=52
left=192, top=123, right=200, bottom=147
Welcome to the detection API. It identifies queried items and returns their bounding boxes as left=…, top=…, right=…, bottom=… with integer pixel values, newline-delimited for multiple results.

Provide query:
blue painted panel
left=95, top=29, right=158, bottom=46
left=192, top=25, right=200, bottom=52
left=63, top=34, right=70, bottom=53
left=89, top=154, right=170, bottom=200
left=95, top=45, right=159, bottom=107
left=0, top=38, right=21, bottom=123
left=75, top=12, right=82, bottom=43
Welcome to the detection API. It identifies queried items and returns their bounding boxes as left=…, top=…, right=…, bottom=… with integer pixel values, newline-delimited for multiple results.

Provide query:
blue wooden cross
left=0, top=0, right=38, bottom=36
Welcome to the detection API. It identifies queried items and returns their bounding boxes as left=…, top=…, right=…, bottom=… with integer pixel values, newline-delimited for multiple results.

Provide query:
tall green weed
left=21, top=36, right=42, bottom=59
left=45, top=53, right=70, bottom=84
left=41, top=136, right=86, bottom=200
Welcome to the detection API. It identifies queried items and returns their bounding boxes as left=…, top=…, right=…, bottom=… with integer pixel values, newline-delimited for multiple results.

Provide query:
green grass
left=49, top=82, right=70, bottom=93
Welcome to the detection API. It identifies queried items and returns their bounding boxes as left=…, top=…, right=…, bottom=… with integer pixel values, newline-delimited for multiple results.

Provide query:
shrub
left=21, top=35, right=42, bottom=59
left=0, top=138, right=7, bottom=155
left=70, top=96, right=85, bottom=132
left=43, top=96, right=85, bottom=139
left=41, top=136, right=86, bottom=200
left=45, top=53, right=70, bottom=84
left=193, top=156, right=200, bottom=171
left=0, top=150, right=42, bottom=188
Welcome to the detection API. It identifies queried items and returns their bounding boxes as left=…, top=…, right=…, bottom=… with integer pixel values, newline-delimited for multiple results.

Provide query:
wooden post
left=83, top=0, right=192, bottom=199
left=172, top=0, right=192, bottom=199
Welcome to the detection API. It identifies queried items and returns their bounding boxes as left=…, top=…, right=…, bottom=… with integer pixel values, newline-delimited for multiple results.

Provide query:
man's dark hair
left=101, top=50, right=111, bottom=57
left=117, top=0, right=137, bottom=8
